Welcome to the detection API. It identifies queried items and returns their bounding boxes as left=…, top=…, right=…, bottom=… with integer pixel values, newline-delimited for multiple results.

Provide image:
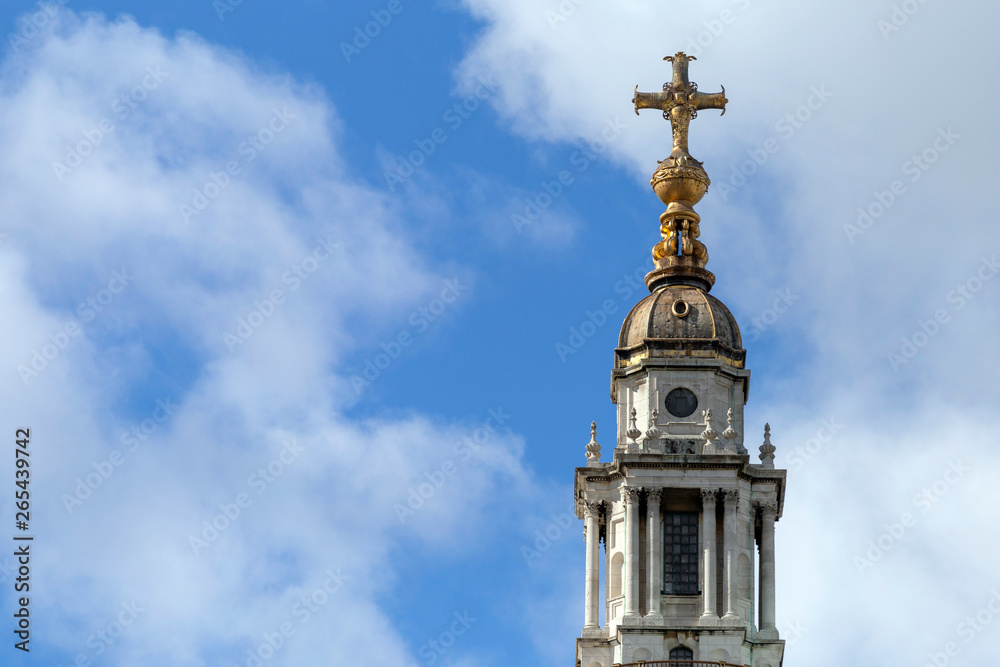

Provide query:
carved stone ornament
left=626, top=407, right=643, bottom=443
left=644, top=408, right=662, bottom=442
left=759, top=423, right=776, bottom=468
left=585, top=421, right=602, bottom=463
left=722, top=407, right=739, bottom=442
left=622, top=486, right=642, bottom=505
left=754, top=500, right=778, bottom=519
left=701, top=408, right=719, bottom=445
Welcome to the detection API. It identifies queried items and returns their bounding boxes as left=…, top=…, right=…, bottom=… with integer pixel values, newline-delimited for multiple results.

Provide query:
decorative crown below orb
left=633, top=52, right=727, bottom=293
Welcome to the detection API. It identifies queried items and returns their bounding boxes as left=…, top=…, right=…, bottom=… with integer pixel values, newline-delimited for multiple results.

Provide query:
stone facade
left=573, top=293, right=787, bottom=667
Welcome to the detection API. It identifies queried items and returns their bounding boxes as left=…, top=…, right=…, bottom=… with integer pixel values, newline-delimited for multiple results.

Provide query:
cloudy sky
left=0, top=1, right=998, bottom=665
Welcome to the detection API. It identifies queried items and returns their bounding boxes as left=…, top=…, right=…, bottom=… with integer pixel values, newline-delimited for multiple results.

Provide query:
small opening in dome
left=671, top=299, right=690, bottom=318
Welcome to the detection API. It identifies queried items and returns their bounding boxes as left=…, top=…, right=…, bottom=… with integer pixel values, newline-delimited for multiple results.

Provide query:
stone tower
left=574, top=54, right=786, bottom=667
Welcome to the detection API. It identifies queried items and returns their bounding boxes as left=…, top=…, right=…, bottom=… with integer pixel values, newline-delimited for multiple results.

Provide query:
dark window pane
left=663, top=511, right=699, bottom=595
left=669, top=646, right=694, bottom=660
left=665, top=388, right=698, bottom=418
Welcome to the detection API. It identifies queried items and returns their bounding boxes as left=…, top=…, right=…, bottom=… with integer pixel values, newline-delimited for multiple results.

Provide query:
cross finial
left=633, top=52, right=727, bottom=160
left=632, top=52, right=729, bottom=292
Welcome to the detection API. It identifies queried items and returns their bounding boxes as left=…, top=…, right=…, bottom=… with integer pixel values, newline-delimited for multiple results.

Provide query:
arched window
left=669, top=645, right=694, bottom=663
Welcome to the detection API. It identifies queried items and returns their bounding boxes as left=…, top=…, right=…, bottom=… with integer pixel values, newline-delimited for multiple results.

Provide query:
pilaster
left=645, top=488, right=663, bottom=623
left=699, top=488, right=719, bottom=625
left=622, top=486, right=642, bottom=622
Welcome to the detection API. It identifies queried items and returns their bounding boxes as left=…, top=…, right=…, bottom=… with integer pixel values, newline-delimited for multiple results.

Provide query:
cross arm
left=633, top=85, right=728, bottom=117
left=692, top=87, right=728, bottom=115
left=632, top=86, right=669, bottom=116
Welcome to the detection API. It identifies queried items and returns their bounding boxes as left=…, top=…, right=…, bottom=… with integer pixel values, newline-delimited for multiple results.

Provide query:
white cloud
left=0, top=11, right=534, bottom=666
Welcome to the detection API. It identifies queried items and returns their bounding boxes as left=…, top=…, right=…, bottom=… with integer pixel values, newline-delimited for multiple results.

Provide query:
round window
left=664, top=387, right=698, bottom=418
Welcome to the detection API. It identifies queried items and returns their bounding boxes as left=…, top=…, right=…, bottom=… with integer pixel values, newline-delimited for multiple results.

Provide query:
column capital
left=622, top=486, right=642, bottom=505
left=720, top=488, right=740, bottom=506
left=754, top=500, right=778, bottom=520
left=583, top=500, right=602, bottom=518
left=645, top=487, right=662, bottom=504
left=700, top=488, right=718, bottom=506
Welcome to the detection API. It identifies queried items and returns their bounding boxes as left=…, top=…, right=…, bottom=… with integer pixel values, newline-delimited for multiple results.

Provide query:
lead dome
left=616, top=284, right=744, bottom=369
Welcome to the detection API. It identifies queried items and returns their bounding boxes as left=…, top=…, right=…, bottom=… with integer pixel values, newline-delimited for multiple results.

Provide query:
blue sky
left=0, top=1, right=998, bottom=666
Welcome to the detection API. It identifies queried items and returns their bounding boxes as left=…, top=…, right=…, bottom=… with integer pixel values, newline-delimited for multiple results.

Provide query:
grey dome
left=616, top=285, right=745, bottom=369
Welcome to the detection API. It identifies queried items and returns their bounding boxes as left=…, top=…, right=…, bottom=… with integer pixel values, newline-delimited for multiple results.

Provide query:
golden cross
left=633, top=52, right=727, bottom=161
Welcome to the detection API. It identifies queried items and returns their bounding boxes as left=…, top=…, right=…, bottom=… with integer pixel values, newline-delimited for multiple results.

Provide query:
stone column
left=583, top=501, right=601, bottom=634
left=756, top=500, right=778, bottom=639
left=623, top=487, right=642, bottom=621
left=699, top=489, right=719, bottom=624
left=646, top=488, right=663, bottom=622
left=721, top=489, right=740, bottom=622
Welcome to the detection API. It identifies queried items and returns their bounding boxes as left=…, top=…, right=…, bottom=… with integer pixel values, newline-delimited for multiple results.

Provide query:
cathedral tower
left=574, top=54, right=786, bottom=667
